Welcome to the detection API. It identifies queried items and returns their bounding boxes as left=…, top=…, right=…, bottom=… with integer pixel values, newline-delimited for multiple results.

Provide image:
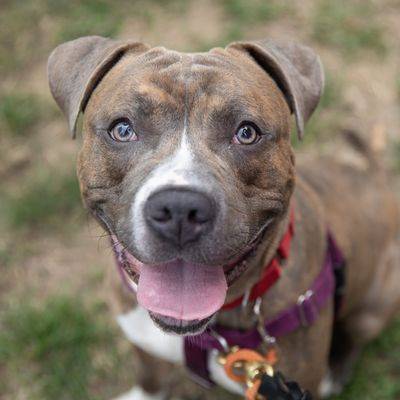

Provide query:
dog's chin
left=149, top=312, right=212, bottom=335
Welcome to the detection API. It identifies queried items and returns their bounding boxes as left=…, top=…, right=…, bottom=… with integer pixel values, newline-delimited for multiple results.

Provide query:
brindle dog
left=48, top=36, right=400, bottom=399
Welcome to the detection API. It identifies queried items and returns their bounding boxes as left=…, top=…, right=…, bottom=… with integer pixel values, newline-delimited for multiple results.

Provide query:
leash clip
left=209, top=328, right=230, bottom=354
left=213, top=300, right=280, bottom=400
left=253, top=297, right=277, bottom=348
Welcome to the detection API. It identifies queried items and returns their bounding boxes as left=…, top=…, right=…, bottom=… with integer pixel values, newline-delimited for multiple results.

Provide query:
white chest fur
left=117, top=307, right=244, bottom=395
left=117, top=306, right=184, bottom=364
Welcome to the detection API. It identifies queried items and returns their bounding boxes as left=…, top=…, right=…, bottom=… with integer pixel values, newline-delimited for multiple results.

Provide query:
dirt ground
left=1, top=1, right=400, bottom=399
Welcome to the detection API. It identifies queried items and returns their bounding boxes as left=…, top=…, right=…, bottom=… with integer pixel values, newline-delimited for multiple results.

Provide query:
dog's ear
left=227, top=40, right=324, bottom=139
left=48, top=35, right=149, bottom=138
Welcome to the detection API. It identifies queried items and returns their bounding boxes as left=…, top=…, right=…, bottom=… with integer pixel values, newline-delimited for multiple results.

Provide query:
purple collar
left=184, top=232, right=345, bottom=387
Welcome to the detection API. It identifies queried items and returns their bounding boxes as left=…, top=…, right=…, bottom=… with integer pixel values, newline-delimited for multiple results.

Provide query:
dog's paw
left=113, top=386, right=165, bottom=400
left=318, top=371, right=343, bottom=399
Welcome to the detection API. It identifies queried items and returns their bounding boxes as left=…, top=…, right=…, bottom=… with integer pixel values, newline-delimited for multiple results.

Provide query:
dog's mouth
left=149, top=312, right=213, bottom=335
left=111, top=223, right=269, bottom=335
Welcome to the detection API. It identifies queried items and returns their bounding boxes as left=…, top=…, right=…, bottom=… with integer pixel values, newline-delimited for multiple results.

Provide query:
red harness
left=221, top=211, right=295, bottom=311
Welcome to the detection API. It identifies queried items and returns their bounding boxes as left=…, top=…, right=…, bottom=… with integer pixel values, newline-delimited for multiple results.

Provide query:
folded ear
left=47, top=35, right=149, bottom=138
left=227, top=39, right=324, bottom=139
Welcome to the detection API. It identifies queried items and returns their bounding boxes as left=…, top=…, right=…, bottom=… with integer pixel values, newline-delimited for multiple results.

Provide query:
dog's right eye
left=108, top=121, right=137, bottom=142
left=233, top=123, right=261, bottom=145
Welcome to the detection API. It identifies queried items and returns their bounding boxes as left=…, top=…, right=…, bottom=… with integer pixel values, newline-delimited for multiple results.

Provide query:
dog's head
left=48, top=36, right=323, bottom=335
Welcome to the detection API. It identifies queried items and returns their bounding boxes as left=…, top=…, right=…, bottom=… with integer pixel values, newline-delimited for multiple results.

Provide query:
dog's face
left=48, top=37, right=323, bottom=334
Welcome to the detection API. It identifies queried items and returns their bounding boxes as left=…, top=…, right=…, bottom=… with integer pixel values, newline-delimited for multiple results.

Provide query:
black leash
left=256, top=371, right=312, bottom=400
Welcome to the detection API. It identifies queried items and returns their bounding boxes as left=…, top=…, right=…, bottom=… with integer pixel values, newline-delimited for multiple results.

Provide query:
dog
left=48, top=36, right=400, bottom=400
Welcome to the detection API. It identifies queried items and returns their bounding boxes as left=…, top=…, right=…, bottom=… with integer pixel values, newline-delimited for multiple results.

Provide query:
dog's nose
left=145, top=189, right=215, bottom=247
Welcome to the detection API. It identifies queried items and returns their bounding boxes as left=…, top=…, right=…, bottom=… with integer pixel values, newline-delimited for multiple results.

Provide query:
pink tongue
left=137, top=260, right=227, bottom=320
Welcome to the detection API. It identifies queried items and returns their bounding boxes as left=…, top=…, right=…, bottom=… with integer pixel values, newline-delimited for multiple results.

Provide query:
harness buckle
left=297, top=289, right=317, bottom=327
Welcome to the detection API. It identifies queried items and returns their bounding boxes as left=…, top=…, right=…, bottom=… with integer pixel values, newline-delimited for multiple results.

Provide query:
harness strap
left=184, top=232, right=345, bottom=387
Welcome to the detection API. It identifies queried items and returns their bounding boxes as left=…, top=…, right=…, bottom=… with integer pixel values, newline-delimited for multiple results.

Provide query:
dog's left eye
left=233, top=123, right=261, bottom=145
left=109, top=121, right=137, bottom=142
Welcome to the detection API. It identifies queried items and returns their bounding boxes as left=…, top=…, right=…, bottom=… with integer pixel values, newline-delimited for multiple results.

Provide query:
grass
left=295, top=115, right=336, bottom=147
left=0, top=92, right=44, bottom=137
left=0, top=1, right=43, bottom=74
left=391, top=140, right=400, bottom=174
left=291, top=71, right=344, bottom=148
left=49, top=0, right=123, bottom=42
left=0, top=296, right=129, bottom=400
left=0, top=0, right=122, bottom=74
left=0, top=0, right=187, bottom=75
left=332, top=318, right=400, bottom=400
left=396, top=77, right=400, bottom=102
left=319, top=71, right=343, bottom=111
left=4, top=172, right=82, bottom=232
left=313, top=0, right=387, bottom=57
left=194, top=0, right=289, bottom=51
left=1, top=295, right=399, bottom=400
left=216, top=0, right=290, bottom=45
left=221, top=0, right=287, bottom=23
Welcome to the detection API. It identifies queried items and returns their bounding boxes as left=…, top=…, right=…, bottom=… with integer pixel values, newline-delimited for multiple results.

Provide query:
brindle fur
left=48, top=36, right=400, bottom=398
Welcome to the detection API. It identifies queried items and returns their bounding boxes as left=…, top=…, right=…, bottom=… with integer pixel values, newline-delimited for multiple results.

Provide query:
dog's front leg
left=115, top=344, right=182, bottom=400
left=113, top=306, right=184, bottom=400
left=122, top=347, right=175, bottom=400
left=115, top=345, right=210, bottom=400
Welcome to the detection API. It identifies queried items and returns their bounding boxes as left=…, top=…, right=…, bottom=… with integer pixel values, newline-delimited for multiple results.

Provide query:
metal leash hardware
left=253, top=297, right=278, bottom=350
left=213, top=335, right=277, bottom=400
left=241, top=293, right=278, bottom=351
left=252, top=298, right=313, bottom=400
left=211, top=298, right=279, bottom=400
